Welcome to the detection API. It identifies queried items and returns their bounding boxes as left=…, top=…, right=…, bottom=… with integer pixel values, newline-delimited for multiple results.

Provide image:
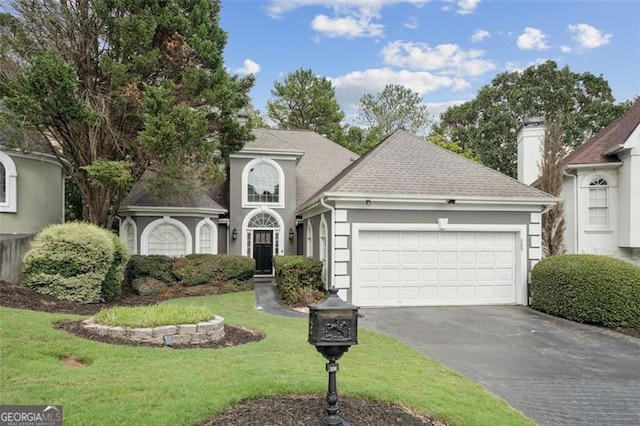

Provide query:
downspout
left=563, top=169, right=579, bottom=253
left=319, top=197, right=335, bottom=289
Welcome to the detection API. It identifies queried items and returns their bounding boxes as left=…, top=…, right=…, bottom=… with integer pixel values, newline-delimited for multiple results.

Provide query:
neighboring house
left=0, top=136, right=66, bottom=235
left=517, top=97, right=640, bottom=266
left=121, top=128, right=556, bottom=307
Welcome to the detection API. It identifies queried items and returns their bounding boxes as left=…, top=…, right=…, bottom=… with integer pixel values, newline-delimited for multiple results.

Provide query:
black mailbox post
left=308, top=287, right=359, bottom=426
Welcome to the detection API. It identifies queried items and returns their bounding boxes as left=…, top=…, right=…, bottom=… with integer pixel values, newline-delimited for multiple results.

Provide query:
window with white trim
left=125, top=222, right=135, bottom=253
left=306, top=220, right=314, bottom=257
left=319, top=215, right=328, bottom=284
left=196, top=219, right=217, bottom=254
left=0, top=151, right=18, bottom=212
left=588, top=177, right=609, bottom=227
left=248, top=163, right=279, bottom=203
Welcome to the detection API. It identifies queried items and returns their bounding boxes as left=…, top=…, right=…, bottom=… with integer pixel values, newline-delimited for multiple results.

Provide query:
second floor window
left=247, top=162, right=279, bottom=203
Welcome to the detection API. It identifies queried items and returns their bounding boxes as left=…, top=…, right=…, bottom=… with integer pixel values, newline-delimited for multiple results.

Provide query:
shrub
left=130, top=277, right=168, bottom=296
left=172, top=254, right=255, bottom=287
left=126, top=255, right=175, bottom=284
left=102, top=232, right=130, bottom=301
left=22, top=222, right=122, bottom=303
left=273, top=255, right=324, bottom=305
left=94, top=304, right=213, bottom=328
left=531, top=254, right=640, bottom=328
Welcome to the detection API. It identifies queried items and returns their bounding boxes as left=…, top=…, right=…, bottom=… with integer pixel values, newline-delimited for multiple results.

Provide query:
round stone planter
left=81, top=315, right=225, bottom=346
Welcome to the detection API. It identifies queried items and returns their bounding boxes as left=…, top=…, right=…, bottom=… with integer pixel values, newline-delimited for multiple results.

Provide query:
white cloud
left=568, top=23, right=612, bottom=49
left=311, top=14, right=384, bottom=38
left=233, top=59, right=261, bottom=76
left=266, top=0, right=429, bottom=18
left=380, top=40, right=496, bottom=77
left=471, top=29, right=490, bottom=43
left=560, top=45, right=572, bottom=53
left=404, top=16, right=419, bottom=30
left=517, top=27, right=549, bottom=50
left=330, top=68, right=470, bottom=110
left=456, top=0, right=480, bottom=15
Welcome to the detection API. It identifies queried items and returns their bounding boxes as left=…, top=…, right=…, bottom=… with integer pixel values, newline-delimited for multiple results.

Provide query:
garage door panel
left=355, top=230, right=517, bottom=306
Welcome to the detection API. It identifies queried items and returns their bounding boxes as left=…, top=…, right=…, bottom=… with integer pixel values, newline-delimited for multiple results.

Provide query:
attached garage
left=351, top=224, right=527, bottom=307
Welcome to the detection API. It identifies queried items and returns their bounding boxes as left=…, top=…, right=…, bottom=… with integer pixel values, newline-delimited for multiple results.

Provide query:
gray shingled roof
left=312, top=130, right=554, bottom=201
left=122, top=171, right=225, bottom=211
left=244, top=128, right=359, bottom=207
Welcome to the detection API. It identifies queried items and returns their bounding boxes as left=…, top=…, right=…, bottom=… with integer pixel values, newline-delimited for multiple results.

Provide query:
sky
left=220, top=0, right=640, bottom=124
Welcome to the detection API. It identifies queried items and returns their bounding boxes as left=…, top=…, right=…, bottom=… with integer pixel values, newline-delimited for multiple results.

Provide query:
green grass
left=0, top=291, right=534, bottom=426
left=93, top=304, right=213, bottom=327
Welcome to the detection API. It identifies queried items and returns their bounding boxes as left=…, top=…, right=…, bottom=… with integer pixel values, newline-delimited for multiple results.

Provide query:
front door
left=253, top=230, right=273, bottom=274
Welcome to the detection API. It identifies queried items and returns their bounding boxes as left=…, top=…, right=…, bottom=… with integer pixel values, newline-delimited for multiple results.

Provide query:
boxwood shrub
left=126, top=255, right=176, bottom=284
left=22, top=222, right=128, bottom=303
left=273, top=255, right=325, bottom=306
left=531, top=254, right=640, bottom=328
left=172, top=254, right=255, bottom=287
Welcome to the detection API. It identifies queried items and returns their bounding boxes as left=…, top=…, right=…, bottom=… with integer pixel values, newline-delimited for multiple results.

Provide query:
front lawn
left=0, top=291, right=533, bottom=425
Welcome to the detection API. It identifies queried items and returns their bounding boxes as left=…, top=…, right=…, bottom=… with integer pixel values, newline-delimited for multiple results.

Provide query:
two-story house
left=517, top=97, right=640, bottom=266
left=120, top=128, right=556, bottom=307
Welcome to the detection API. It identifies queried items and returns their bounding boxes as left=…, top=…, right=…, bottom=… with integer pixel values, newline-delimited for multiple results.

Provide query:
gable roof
left=563, top=97, right=640, bottom=166
left=242, top=128, right=359, bottom=207
left=303, top=130, right=554, bottom=207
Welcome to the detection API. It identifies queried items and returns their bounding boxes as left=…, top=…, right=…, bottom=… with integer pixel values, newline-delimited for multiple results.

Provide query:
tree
left=539, top=113, right=566, bottom=256
left=266, top=68, right=344, bottom=136
left=332, top=125, right=381, bottom=155
left=356, top=84, right=432, bottom=137
left=427, top=134, right=481, bottom=162
left=0, top=0, right=254, bottom=229
left=431, top=60, right=629, bottom=178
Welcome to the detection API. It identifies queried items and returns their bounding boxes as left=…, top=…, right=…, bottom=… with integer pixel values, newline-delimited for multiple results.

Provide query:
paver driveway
left=360, top=306, right=640, bottom=426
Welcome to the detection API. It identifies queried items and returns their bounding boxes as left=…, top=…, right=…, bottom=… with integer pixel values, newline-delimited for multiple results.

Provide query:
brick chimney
left=517, top=117, right=545, bottom=185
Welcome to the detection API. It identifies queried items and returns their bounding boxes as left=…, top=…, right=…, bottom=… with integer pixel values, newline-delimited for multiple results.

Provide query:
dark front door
left=253, top=230, right=273, bottom=274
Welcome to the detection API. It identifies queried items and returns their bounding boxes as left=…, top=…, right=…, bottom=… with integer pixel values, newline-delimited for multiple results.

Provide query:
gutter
left=319, top=197, right=335, bottom=289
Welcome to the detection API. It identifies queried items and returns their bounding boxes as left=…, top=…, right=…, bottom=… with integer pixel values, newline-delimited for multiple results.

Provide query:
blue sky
left=220, top=0, right=640, bottom=124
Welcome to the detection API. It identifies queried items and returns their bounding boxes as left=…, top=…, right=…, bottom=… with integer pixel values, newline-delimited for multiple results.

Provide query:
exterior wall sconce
left=365, top=199, right=371, bottom=205
left=232, top=228, right=238, bottom=240
left=447, top=199, right=456, bottom=204
left=289, top=228, right=294, bottom=241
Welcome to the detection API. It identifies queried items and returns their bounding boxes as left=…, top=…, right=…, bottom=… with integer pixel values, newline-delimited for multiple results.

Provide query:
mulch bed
left=0, top=282, right=447, bottom=425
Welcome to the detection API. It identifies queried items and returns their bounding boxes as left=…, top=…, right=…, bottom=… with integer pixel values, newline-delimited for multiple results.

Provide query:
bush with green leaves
left=531, top=254, right=640, bottom=328
left=22, top=222, right=129, bottom=303
left=273, top=255, right=325, bottom=306
left=172, top=254, right=255, bottom=287
left=126, top=255, right=176, bottom=284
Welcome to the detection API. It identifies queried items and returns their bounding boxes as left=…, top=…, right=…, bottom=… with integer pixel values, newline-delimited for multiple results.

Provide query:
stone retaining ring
left=81, top=315, right=225, bottom=346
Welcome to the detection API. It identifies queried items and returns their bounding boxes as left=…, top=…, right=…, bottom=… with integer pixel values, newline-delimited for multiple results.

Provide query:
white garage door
left=355, top=230, right=517, bottom=307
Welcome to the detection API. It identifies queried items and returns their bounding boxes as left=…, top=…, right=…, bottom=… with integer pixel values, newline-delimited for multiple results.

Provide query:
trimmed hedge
left=531, top=254, right=640, bottom=328
left=273, top=255, right=325, bottom=306
left=22, top=222, right=129, bottom=303
left=172, top=254, right=255, bottom=286
left=126, top=254, right=255, bottom=294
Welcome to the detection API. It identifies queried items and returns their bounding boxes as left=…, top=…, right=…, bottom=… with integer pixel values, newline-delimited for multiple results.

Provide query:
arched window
left=588, top=177, right=609, bottom=227
left=0, top=151, right=18, bottom=212
left=306, top=219, right=314, bottom=257
left=140, top=218, right=192, bottom=257
left=120, top=218, right=137, bottom=254
left=242, top=158, right=284, bottom=208
left=319, top=215, right=328, bottom=285
left=196, top=219, right=217, bottom=254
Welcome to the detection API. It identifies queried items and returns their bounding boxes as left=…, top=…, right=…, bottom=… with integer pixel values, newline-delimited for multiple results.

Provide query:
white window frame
left=587, top=177, right=610, bottom=229
left=320, top=214, right=328, bottom=285
left=140, top=216, right=192, bottom=257
left=119, top=217, right=138, bottom=254
left=0, top=151, right=18, bottom=213
left=241, top=208, right=284, bottom=260
left=306, top=219, right=314, bottom=257
left=195, top=218, right=218, bottom=254
left=241, top=157, right=285, bottom=209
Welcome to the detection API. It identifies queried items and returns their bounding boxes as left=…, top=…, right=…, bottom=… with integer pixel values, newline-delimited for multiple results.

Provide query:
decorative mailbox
left=308, top=287, right=359, bottom=426
left=308, top=287, right=359, bottom=354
